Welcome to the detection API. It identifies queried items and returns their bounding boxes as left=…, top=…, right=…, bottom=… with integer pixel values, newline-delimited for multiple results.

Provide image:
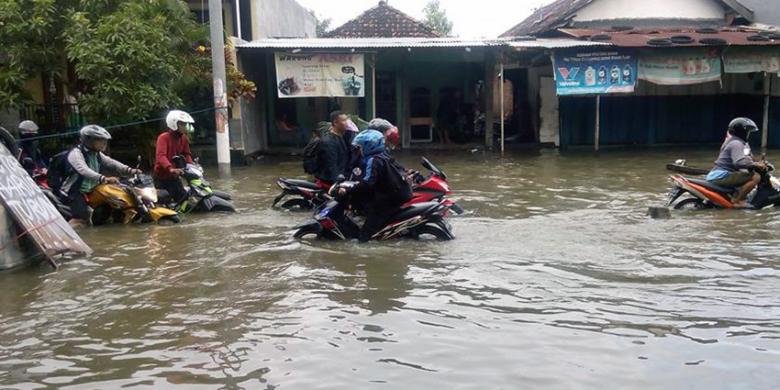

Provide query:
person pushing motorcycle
left=706, top=117, right=767, bottom=208
left=59, top=125, right=141, bottom=224
left=338, top=129, right=412, bottom=242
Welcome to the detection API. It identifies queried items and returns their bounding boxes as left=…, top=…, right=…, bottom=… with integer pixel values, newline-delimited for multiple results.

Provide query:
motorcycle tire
left=158, top=215, right=181, bottom=225
left=293, top=224, right=321, bottom=239
left=673, top=198, right=707, bottom=210
left=413, top=225, right=453, bottom=241
left=281, top=198, right=313, bottom=211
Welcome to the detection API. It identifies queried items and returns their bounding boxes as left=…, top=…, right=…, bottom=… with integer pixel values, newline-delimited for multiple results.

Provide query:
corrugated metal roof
left=236, top=37, right=611, bottom=50
left=236, top=37, right=501, bottom=49
left=559, top=28, right=780, bottom=48
left=507, top=38, right=611, bottom=49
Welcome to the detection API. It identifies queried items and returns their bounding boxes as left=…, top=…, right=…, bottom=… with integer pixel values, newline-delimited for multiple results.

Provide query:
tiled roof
left=324, top=1, right=439, bottom=38
left=500, top=0, right=754, bottom=38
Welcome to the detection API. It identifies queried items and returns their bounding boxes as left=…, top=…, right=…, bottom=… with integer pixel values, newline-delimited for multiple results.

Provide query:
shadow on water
left=0, top=149, right=779, bottom=388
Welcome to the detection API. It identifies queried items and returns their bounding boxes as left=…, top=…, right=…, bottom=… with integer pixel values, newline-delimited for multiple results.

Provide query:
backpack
left=302, top=137, right=321, bottom=175
left=47, top=149, right=75, bottom=192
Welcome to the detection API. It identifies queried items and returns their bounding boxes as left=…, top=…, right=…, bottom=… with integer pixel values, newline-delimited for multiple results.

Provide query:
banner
left=552, top=50, right=637, bottom=95
left=723, top=47, right=780, bottom=74
left=638, top=48, right=721, bottom=85
left=275, top=53, right=365, bottom=98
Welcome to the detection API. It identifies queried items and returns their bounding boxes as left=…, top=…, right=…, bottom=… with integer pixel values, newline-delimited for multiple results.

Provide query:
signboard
left=724, top=47, right=780, bottom=74
left=0, top=144, right=91, bottom=262
left=275, top=53, right=365, bottom=98
left=638, top=48, right=721, bottom=85
left=552, top=50, right=638, bottom=95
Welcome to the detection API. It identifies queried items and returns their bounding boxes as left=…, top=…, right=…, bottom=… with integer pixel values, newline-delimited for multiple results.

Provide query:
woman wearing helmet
left=154, top=110, right=195, bottom=204
left=706, top=117, right=767, bottom=208
left=60, top=125, right=141, bottom=223
left=341, top=129, right=413, bottom=242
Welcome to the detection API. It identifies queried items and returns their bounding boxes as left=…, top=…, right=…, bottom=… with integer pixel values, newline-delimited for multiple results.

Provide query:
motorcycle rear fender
left=200, top=194, right=236, bottom=212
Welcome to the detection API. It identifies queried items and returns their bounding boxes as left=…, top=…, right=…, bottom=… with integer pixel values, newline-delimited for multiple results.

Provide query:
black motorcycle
left=293, top=180, right=455, bottom=241
left=158, top=156, right=236, bottom=213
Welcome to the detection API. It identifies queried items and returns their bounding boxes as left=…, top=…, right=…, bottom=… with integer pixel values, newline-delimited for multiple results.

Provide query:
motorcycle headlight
left=138, top=187, right=158, bottom=203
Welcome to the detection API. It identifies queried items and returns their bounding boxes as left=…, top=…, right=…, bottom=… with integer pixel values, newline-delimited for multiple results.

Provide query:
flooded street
left=1, top=149, right=779, bottom=389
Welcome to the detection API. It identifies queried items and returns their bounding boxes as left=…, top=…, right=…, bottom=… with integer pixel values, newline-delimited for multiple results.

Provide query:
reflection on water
left=1, top=149, right=779, bottom=389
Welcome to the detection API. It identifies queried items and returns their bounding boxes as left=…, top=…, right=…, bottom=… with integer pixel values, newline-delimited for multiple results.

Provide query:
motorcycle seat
left=686, top=178, right=735, bottom=195
left=281, top=178, right=321, bottom=190
left=392, top=201, right=440, bottom=221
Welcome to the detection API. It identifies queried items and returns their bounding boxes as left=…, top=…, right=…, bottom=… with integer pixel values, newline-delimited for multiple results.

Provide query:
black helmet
left=728, top=117, right=758, bottom=141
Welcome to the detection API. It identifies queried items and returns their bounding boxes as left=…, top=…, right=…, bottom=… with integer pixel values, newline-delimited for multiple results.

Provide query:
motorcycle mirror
left=336, top=174, right=346, bottom=183
left=136, top=155, right=142, bottom=169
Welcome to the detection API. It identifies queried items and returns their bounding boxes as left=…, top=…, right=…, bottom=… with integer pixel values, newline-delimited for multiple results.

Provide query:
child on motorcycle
left=339, top=129, right=412, bottom=242
left=59, top=125, right=141, bottom=224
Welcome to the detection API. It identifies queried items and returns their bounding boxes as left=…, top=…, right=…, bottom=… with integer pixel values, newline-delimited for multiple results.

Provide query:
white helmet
left=18, top=120, right=39, bottom=135
left=166, top=110, right=195, bottom=131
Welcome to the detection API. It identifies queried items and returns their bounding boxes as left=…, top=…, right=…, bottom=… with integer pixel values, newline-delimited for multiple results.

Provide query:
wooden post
left=594, top=95, right=601, bottom=152
left=500, top=60, right=505, bottom=155
left=484, top=53, right=495, bottom=148
left=762, top=72, right=772, bottom=152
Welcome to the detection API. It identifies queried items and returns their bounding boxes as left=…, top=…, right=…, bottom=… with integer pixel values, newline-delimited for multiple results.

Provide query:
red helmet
left=384, top=127, right=400, bottom=147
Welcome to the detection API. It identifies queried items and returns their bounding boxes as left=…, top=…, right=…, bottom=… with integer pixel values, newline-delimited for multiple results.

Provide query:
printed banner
left=552, top=50, right=637, bottom=95
left=275, top=53, right=365, bottom=98
left=723, top=47, right=780, bottom=74
left=638, top=48, right=721, bottom=85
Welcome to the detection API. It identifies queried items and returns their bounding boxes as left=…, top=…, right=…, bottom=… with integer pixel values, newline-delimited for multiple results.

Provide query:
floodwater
left=1, top=149, right=779, bottom=389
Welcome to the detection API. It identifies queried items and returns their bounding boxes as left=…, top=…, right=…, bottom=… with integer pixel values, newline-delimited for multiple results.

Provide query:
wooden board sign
left=0, top=143, right=91, bottom=262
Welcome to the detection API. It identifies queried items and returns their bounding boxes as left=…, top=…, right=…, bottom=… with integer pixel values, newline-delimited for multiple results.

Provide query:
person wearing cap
left=16, top=120, right=47, bottom=173
left=154, top=110, right=195, bottom=204
left=60, top=125, right=141, bottom=222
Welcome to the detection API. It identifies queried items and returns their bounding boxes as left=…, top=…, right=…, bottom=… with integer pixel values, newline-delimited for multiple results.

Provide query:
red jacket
left=154, top=130, right=193, bottom=180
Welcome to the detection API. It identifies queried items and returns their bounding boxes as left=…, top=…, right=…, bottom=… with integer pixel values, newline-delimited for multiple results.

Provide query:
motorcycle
left=274, top=157, right=463, bottom=214
left=158, top=156, right=236, bottom=213
left=90, top=157, right=180, bottom=224
left=25, top=164, right=73, bottom=221
left=667, top=161, right=780, bottom=210
left=293, top=180, right=456, bottom=241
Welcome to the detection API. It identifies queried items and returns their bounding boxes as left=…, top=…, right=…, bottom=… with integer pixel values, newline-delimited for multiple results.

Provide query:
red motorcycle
left=274, top=157, right=463, bottom=214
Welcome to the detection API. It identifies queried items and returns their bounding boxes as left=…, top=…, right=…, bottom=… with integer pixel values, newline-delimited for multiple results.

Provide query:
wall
left=573, top=0, right=725, bottom=23
left=739, top=0, right=780, bottom=26
left=252, top=0, right=316, bottom=39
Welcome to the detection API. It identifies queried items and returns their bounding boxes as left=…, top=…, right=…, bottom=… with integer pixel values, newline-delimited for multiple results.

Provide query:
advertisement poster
left=275, top=53, right=365, bottom=98
left=723, top=47, right=780, bottom=74
left=638, top=48, right=721, bottom=85
left=552, top=50, right=637, bottom=95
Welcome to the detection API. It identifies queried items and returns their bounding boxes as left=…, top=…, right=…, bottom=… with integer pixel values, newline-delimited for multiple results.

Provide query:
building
left=499, top=0, right=780, bottom=149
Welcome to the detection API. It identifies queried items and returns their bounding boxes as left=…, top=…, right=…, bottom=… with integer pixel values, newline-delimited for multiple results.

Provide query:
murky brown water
left=1, top=149, right=779, bottom=389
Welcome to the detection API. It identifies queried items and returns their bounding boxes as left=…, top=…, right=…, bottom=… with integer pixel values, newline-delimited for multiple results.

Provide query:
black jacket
left=316, top=131, right=351, bottom=183
left=352, top=153, right=413, bottom=210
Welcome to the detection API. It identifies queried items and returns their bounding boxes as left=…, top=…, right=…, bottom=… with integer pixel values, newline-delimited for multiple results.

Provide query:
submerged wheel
left=281, top=198, right=313, bottom=211
left=294, top=224, right=321, bottom=239
left=414, top=225, right=452, bottom=241
left=674, top=198, right=707, bottom=210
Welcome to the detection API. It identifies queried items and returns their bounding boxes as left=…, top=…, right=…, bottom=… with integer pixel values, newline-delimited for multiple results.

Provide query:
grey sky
left=295, top=0, right=551, bottom=38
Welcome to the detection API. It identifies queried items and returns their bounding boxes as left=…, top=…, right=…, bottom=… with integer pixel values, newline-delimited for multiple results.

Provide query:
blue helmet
left=353, top=129, right=385, bottom=156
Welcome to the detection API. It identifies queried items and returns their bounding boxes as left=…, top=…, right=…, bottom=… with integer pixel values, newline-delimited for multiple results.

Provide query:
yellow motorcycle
left=89, top=158, right=180, bottom=224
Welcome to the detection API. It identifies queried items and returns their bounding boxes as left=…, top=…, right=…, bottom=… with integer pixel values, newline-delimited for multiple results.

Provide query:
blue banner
left=553, top=50, right=638, bottom=95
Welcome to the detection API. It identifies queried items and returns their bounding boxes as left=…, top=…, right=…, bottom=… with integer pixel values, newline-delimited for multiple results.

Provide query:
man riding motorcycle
left=338, top=129, right=413, bottom=242
left=154, top=110, right=195, bottom=204
left=59, top=125, right=141, bottom=224
left=706, top=117, right=766, bottom=208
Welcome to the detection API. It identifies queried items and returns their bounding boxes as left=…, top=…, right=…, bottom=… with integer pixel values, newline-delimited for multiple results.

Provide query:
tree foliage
left=310, top=9, right=332, bottom=37
left=0, top=0, right=214, bottom=124
left=422, top=0, right=453, bottom=37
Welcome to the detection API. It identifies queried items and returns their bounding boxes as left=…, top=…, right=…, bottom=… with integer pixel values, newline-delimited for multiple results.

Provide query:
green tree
left=422, top=0, right=453, bottom=37
left=0, top=0, right=210, bottom=123
left=310, top=9, right=332, bottom=37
